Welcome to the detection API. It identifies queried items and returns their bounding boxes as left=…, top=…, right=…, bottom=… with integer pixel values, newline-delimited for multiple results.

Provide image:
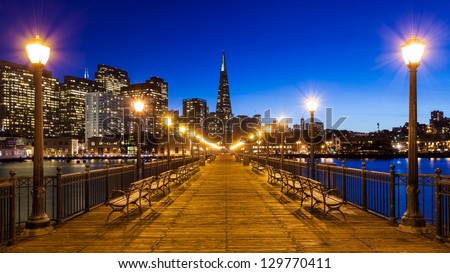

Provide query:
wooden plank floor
left=2, top=154, right=450, bottom=253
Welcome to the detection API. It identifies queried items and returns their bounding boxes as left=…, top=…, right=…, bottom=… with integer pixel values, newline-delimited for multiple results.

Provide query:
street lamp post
left=25, top=36, right=52, bottom=234
left=166, top=117, right=172, bottom=170
left=180, top=125, right=186, bottom=166
left=307, top=99, right=318, bottom=180
left=134, top=100, right=144, bottom=181
left=398, top=35, right=427, bottom=233
left=265, top=125, right=270, bottom=166
left=279, top=120, right=285, bottom=170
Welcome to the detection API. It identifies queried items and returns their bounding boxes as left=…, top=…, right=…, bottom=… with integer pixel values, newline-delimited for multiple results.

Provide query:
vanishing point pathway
left=2, top=154, right=449, bottom=252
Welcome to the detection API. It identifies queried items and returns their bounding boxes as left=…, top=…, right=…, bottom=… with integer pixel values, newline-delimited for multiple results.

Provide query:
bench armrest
left=325, top=188, right=340, bottom=197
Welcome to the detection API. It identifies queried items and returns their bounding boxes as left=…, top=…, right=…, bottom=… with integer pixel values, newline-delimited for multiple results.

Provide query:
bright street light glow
left=133, top=100, right=144, bottom=112
left=180, top=125, right=186, bottom=134
left=165, top=117, right=172, bottom=126
left=26, top=36, right=50, bottom=65
left=401, top=35, right=425, bottom=66
left=306, top=98, right=318, bottom=112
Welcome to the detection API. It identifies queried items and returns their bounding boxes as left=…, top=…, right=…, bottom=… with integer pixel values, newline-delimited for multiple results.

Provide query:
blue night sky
left=1, top=0, right=450, bottom=133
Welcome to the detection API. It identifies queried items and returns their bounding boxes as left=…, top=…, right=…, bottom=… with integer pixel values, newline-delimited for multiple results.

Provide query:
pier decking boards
left=2, top=155, right=449, bottom=253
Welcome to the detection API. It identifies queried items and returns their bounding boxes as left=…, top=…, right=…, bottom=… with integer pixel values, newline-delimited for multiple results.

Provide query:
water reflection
left=317, top=157, right=450, bottom=174
left=0, top=158, right=136, bottom=178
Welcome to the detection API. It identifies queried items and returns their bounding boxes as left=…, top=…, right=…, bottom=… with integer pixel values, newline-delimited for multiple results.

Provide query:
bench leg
left=106, top=207, right=127, bottom=222
left=324, top=206, right=346, bottom=220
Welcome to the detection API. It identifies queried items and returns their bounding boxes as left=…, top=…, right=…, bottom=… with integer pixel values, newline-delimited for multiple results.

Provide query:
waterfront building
left=0, top=60, right=60, bottom=138
left=86, top=136, right=122, bottom=155
left=121, top=76, right=168, bottom=138
left=95, top=64, right=130, bottom=95
left=60, top=76, right=105, bottom=141
left=85, top=92, right=124, bottom=141
left=120, top=76, right=168, bottom=155
left=0, top=137, right=28, bottom=159
left=215, top=51, right=232, bottom=121
left=24, top=137, right=79, bottom=157
left=430, top=110, right=450, bottom=134
left=205, top=51, right=234, bottom=145
left=183, top=98, right=208, bottom=132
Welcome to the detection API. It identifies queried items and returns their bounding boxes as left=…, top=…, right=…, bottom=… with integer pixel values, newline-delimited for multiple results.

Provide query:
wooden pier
left=2, top=154, right=449, bottom=253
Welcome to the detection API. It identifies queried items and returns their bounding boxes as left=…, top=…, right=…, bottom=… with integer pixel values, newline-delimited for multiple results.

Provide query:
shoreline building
left=85, top=92, right=124, bottom=141
left=182, top=98, right=208, bottom=133
left=0, top=60, right=60, bottom=138
left=95, top=64, right=130, bottom=95
left=60, top=76, right=106, bottom=141
left=121, top=76, right=168, bottom=154
left=207, top=51, right=234, bottom=145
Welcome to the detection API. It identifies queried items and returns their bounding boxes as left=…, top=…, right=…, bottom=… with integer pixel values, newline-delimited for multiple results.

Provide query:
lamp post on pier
left=134, top=100, right=144, bottom=181
left=256, top=130, right=261, bottom=164
left=165, top=117, right=172, bottom=170
left=279, top=119, right=285, bottom=170
left=265, top=125, right=270, bottom=166
left=398, top=35, right=427, bottom=233
left=307, top=99, right=318, bottom=180
left=180, top=125, right=186, bottom=166
left=25, top=36, right=52, bottom=234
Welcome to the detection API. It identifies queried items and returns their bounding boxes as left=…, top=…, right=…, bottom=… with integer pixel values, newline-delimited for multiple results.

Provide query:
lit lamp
left=134, top=100, right=144, bottom=180
left=279, top=119, right=285, bottom=170
left=25, top=36, right=52, bottom=234
left=180, top=125, right=186, bottom=166
left=249, top=133, right=255, bottom=155
left=265, top=125, right=270, bottom=166
left=256, top=130, right=261, bottom=164
left=398, top=35, right=426, bottom=233
left=195, top=135, right=201, bottom=157
left=165, top=117, right=172, bottom=170
left=307, top=98, right=318, bottom=180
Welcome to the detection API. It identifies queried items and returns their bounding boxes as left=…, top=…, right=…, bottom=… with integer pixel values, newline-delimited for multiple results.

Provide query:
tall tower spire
left=216, top=51, right=232, bottom=121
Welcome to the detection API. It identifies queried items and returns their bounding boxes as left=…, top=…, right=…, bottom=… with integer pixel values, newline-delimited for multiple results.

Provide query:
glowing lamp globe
left=166, top=117, right=172, bottom=126
left=401, top=35, right=425, bottom=66
left=306, top=99, right=318, bottom=112
left=26, top=36, right=50, bottom=65
left=133, top=100, right=145, bottom=112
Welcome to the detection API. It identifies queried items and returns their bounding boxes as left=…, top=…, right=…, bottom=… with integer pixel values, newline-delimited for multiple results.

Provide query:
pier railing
left=252, top=155, right=449, bottom=241
left=0, top=172, right=15, bottom=246
left=0, top=157, right=198, bottom=246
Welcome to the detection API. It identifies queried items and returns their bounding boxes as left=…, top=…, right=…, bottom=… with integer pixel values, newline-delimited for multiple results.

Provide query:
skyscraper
left=94, top=64, right=130, bottom=95
left=183, top=98, right=208, bottom=132
left=60, top=76, right=105, bottom=141
left=0, top=60, right=60, bottom=137
left=121, top=76, right=168, bottom=137
left=215, top=51, right=232, bottom=121
left=85, top=92, right=123, bottom=141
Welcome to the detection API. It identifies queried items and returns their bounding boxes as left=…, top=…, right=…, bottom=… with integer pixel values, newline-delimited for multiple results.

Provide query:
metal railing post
left=105, top=160, right=110, bottom=203
left=56, top=166, right=62, bottom=225
left=121, top=164, right=125, bottom=190
left=327, top=164, right=331, bottom=188
left=9, top=170, right=16, bottom=245
left=389, top=164, right=396, bottom=223
left=435, top=168, right=443, bottom=242
left=84, top=164, right=90, bottom=213
left=362, top=161, right=367, bottom=211
left=342, top=159, right=347, bottom=202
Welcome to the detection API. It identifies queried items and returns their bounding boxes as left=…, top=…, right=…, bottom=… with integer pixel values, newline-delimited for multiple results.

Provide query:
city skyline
left=1, top=0, right=450, bottom=133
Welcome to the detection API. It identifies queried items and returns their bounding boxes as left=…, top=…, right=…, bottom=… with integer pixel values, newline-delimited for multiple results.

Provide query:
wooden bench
left=279, top=170, right=305, bottom=196
left=251, top=160, right=265, bottom=174
left=153, top=171, right=171, bottom=194
left=169, top=166, right=186, bottom=185
left=298, top=176, right=345, bottom=219
left=266, top=165, right=283, bottom=185
left=105, top=179, right=149, bottom=222
left=207, top=155, right=216, bottom=163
